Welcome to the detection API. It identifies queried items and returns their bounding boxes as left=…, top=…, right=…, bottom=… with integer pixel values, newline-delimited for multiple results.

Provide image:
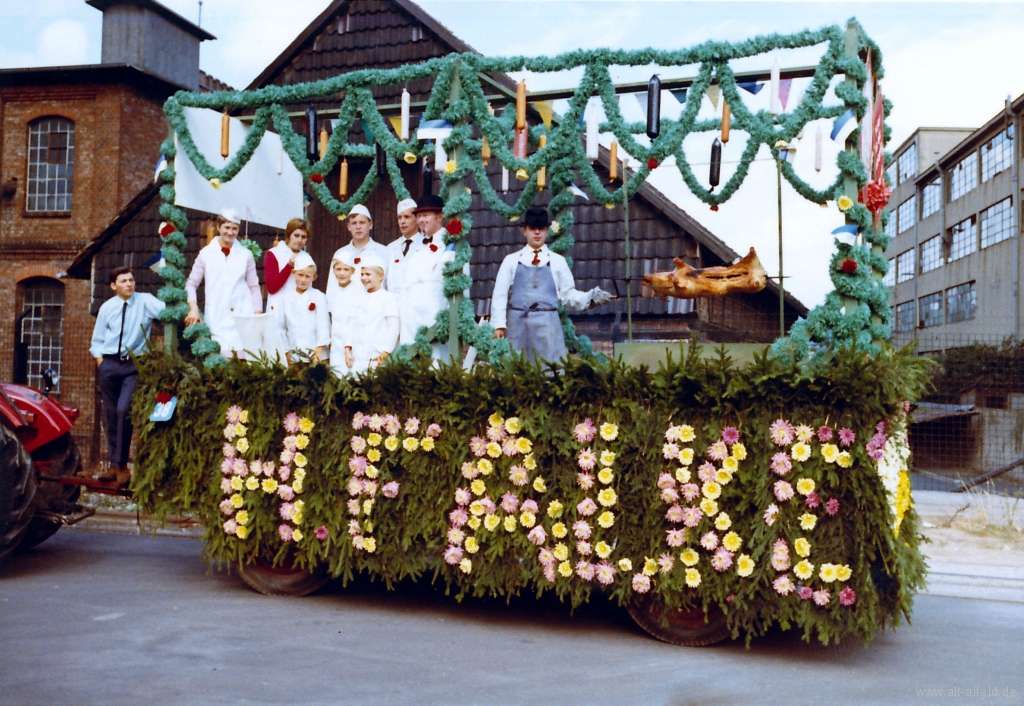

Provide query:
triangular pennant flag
left=670, top=88, right=687, bottom=104
left=416, top=119, right=453, bottom=139
left=567, top=183, right=590, bottom=201
left=360, top=117, right=375, bottom=145
left=706, top=84, right=720, bottom=109
left=779, top=79, right=793, bottom=111
left=153, top=155, right=167, bottom=183
left=830, top=109, right=858, bottom=143
left=635, top=92, right=648, bottom=114
left=738, top=81, right=763, bottom=95
left=388, top=116, right=403, bottom=136
left=532, top=101, right=553, bottom=130
left=144, top=251, right=165, bottom=274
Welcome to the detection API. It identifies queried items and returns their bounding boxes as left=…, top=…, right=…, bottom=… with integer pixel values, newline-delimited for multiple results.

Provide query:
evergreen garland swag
left=156, top=19, right=891, bottom=367
left=133, top=343, right=932, bottom=646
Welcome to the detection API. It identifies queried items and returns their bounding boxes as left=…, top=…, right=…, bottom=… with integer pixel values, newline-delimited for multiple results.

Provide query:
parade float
left=132, top=20, right=931, bottom=646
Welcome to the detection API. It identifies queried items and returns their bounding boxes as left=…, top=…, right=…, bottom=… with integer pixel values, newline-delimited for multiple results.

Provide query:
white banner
left=174, top=107, right=303, bottom=230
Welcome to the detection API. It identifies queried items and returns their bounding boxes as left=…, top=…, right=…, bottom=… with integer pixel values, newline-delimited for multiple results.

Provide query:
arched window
left=26, top=117, right=75, bottom=213
left=14, top=278, right=65, bottom=392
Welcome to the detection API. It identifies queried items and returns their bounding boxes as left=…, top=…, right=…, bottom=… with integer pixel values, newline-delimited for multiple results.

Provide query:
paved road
left=1, top=530, right=1022, bottom=706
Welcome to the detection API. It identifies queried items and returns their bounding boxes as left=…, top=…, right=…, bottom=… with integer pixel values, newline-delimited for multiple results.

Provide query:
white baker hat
left=349, top=204, right=372, bottom=220
left=293, top=251, right=316, bottom=271
left=332, top=249, right=357, bottom=268
left=397, top=198, right=418, bottom=214
left=221, top=208, right=241, bottom=224
left=359, top=254, right=387, bottom=272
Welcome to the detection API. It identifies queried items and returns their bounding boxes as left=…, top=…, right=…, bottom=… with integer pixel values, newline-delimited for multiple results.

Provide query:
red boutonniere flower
left=155, top=392, right=172, bottom=404
left=308, top=302, right=316, bottom=311
left=429, top=244, right=438, bottom=252
left=310, top=173, right=323, bottom=184
left=647, top=157, right=659, bottom=170
left=353, top=257, right=361, bottom=264
left=840, top=258, right=858, bottom=274
left=447, top=219, right=463, bottom=236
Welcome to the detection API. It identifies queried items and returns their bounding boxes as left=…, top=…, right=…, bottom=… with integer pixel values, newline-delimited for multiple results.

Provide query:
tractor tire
left=626, top=595, right=732, bottom=647
left=0, top=423, right=38, bottom=562
left=19, top=433, right=83, bottom=550
left=236, top=554, right=329, bottom=597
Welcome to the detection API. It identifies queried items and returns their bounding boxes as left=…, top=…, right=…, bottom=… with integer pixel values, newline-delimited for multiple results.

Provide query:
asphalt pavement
left=1, top=529, right=1023, bottom=706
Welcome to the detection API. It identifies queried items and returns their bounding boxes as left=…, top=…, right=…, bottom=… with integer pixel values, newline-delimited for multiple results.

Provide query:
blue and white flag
left=144, top=251, right=166, bottom=274
left=830, top=109, right=858, bottom=144
left=567, top=183, right=590, bottom=201
left=738, top=81, right=763, bottom=95
left=416, top=119, right=453, bottom=140
left=153, top=155, right=168, bottom=183
left=778, top=146, right=797, bottom=163
left=669, top=88, right=688, bottom=104
left=831, top=224, right=860, bottom=236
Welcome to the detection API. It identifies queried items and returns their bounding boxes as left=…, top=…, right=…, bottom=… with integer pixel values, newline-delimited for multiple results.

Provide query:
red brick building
left=0, top=0, right=213, bottom=464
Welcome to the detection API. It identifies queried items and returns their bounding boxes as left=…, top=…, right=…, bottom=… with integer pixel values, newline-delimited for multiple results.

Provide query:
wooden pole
left=447, top=61, right=464, bottom=363
left=623, top=169, right=633, bottom=342
left=777, top=157, right=785, bottom=339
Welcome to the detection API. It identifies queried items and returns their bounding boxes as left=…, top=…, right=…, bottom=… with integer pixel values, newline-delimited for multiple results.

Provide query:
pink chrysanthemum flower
left=347, top=499, right=361, bottom=516
left=774, top=480, right=795, bottom=502
left=632, top=574, right=652, bottom=593
left=576, top=561, right=596, bottom=581
left=501, top=492, right=519, bottom=513
left=576, top=541, right=592, bottom=556
left=231, top=458, right=247, bottom=476
left=222, top=443, right=236, bottom=459
left=538, top=548, right=556, bottom=566
left=658, top=553, right=675, bottom=574
left=448, top=507, right=468, bottom=527
left=697, top=463, right=716, bottom=484
left=284, top=413, right=302, bottom=434
left=222, top=519, right=238, bottom=535
left=804, top=491, right=820, bottom=509
left=315, top=526, right=328, bottom=541
left=283, top=436, right=298, bottom=452
left=351, top=412, right=366, bottom=430
left=347, top=477, right=363, bottom=496
left=711, top=548, right=734, bottom=572
left=772, top=574, right=796, bottom=595
left=277, top=485, right=294, bottom=501
left=662, top=442, right=680, bottom=460
left=595, top=561, right=616, bottom=585
left=577, top=448, right=598, bottom=471
left=461, top=462, right=478, bottom=479
left=364, top=480, right=378, bottom=497
left=798, top=586, right=814, bottom=600
left=813, top=589, right=831, bottom=606
left=509, top=466, right=529, bottom=486
left=248, top=460, right=262, bottom=477
left=443, top=545, right=463, bottom=565
left=350, top=436, right=367, bottom=453
left=347, top=520, right=362, bottom=536
left=700, top=531, right=719, bottom=551
left=577, top=472, right=595, bottom=490
left=278, top=524, right=294, bottom=542
left=577, top=498, right=598, bottom=516
left=454, top=488, right=471, bottom=506
left=573, top=521, right=592, bottom=540
left=447, top=527, right=465, bottom=545
left=661, top=487, right=679, bottom=504
left=869, top=431, right=887, bottom=450
left=681, top=507, right=703, bottom=528
left=403, top=417, right=420, bottom=436
left=771, top=553, right=790, bottom=572
left=220, top=457, right=234, bottom=475
left=218, top=499, right=234, bottom=515
left=772, top=538, right=789, bottom=557
left=486, top=424, right=506, bottom=442
left=280, top=502, right=295, bottom=521
left=502, top=437, right=519, bottom=457
left=657, top=473, right=676, bottom=490
left=680, top=483, right=700, bottom=502
left=665, top=504, right=685, bottom=523
left=279, top=449, right=295, bottom=466
left=469, top=437, right=487, bottom=457
left=383, top=415, right=400, bottom=436
left=763, top=503, right=779, bottom=526
left=817, top=426, right=834, bottom=443
left=382, top=481, right=399, bottom=498
left=721, top=426, right=740, bottom=445
left=664, top=425, right=683, bottom=442
left=770, top=452, right=792, bottom=476
left=367, top=414, right=383, bottom=432
left=866, top=448, right=883, bottom=462
left=425, top=423, right=442, bottom=438
left=278, top=466, right=291, bottom=481
left=262, top=461, right=275, bottom=477
left=521, top=499, right=539, bottom=514
left=574, top=418, right=597, bottom=444
left=219, top=478, right=232, bottom=494
left=825, top=497, right=840, bottom=516
left=838, top=428, right=855, bottom=446
left=528, top=526, right=547, bottom=546
left=707, top=441, right=729, bottom=461
left=542, top=564, right=556, bottom=583
left=795, top=425, right=815, bottom=443
left=666, top=529, right=686, bottom=547
left=839, top=587, right=857, bottom=606
left=349, top=455, right=367, bottom=476
left=770, top=419, right=795, bottom=446
left=226, top=406, right=243, bottom=424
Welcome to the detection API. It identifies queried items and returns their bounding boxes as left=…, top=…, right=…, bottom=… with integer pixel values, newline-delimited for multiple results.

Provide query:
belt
left=509, top=303, right=558, bottom=316
left=102, top=353, right=131, bottom=362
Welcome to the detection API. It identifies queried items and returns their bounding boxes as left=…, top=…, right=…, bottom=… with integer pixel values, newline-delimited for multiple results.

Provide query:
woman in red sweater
left=265, top=218, right=311, bottom=334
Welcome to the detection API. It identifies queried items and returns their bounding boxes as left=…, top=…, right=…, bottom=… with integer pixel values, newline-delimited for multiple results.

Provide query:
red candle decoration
left=447, top=219, right=463, bottom=235
left=840, top=258, right=858, bottom=274
left=310, top=173, right=324, bottom=184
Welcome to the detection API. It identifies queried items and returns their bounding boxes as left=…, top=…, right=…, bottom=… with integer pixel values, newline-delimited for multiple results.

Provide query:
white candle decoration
left=276, top=141, right=284, bottom=175
left=770, top=57, right=781, bottom=115
left=434, top=139, right=447, bottom=173
left=814, top=126, right=823, bottom=172
left=586, top=101, right=600, bottom=161
left=501, top=165, right=509, bottom=193
left=400, top=89, right=410, bottom=141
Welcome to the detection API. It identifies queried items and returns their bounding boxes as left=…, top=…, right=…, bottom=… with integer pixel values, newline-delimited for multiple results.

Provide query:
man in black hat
left=491, top=207, right=612, bottom=362
left=399, top=195, right=455, bottom=356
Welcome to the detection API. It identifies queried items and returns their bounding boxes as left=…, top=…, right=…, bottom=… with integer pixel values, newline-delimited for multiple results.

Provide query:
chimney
left=86, top=0, right=215, bottom=91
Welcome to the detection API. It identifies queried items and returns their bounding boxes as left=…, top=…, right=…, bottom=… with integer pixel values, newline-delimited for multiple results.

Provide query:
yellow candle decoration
left=339, top=158, right=349, bottom=198
left=319, top=127, right=329, bottom=159
left=537, top=133, right=547, bottom=189
left=481, top=136, right=490, bottom=165
left=609, top=140, right=618, bottom=182
left=220, top=112, right=230, bottom=158
left=516, top=80, right=527, bottom=130
left=721, top=100, right=731, bottom=143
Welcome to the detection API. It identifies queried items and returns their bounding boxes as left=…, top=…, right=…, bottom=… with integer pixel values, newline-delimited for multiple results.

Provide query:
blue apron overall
left=506, top=262, right=567, bottom=363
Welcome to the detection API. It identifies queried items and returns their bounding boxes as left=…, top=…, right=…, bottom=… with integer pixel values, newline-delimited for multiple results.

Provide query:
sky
left=2, top=0, right=1024, bottom=308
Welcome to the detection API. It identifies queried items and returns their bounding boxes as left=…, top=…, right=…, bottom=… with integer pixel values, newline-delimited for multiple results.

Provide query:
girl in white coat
left=342, top=255, right=399, bottom=375
left=327, top=250, right=365, bottom=376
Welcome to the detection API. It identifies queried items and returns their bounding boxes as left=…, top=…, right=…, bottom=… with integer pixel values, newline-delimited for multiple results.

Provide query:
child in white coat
left=342, top=255, right=399, bottom=374
left=282, top=251, right=330, bottom=363
left=327, top=250, right=365, bottom=375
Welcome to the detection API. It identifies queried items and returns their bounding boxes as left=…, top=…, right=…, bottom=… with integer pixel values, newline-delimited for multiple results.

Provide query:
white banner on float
left=174, top=107, right=303, bottom=230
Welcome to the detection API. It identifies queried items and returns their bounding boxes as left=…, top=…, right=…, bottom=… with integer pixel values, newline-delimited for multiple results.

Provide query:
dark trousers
left=98, top=358, right=137, bottom=466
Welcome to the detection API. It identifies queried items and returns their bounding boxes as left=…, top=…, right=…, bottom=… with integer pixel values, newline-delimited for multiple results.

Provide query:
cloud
left=37, top=19, right=91, bottom=66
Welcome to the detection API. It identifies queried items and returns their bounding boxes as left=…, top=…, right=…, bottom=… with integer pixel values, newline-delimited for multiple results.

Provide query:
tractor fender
left=0, top=384, right=77, bottom=454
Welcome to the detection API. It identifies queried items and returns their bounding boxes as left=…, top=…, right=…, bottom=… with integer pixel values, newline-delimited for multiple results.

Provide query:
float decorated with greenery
left=134, top=19, right=930, bottom=646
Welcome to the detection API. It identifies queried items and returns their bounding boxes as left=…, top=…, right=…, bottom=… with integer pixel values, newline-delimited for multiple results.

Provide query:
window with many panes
left=920, top=292, right=943, bottom=328
left=921, top=177, right=942, bottom=219
left=980, top=197, right=1013, bottom=248
left=897, top=249, right=916, bottom=283
left=895, top=301, right=916, bottom=332
left=883, top=258, right=896, bottom=287
left=14, top=278, right=64, bottom=392
left=919, top=235, right=943, bottom=273
left=26, top=117, right=75, bottom=213
left=898, top=195, right=916, bottom=233
left=946, top=282, right=976, bottom=323
left=981, top=125, right=1014, bottom=182
left=897, top=144, right=918, bottom=184
left=949, top=216, right=977, bottom=261
left=949, top=152, right=978, bottom=201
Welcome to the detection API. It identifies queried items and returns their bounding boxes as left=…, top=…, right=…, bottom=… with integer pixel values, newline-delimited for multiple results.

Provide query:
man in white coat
left=491, top=207, right=613, bottom=362
left=184, top=208, right=263, bottom=357
left=282, top=251, right=330, bottom=363
left=385, top=198, right=422, bottom=306
left=326, top=204, right=388, bottom=298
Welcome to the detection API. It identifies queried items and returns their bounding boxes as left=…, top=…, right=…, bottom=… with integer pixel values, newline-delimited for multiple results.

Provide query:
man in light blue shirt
left=88, top=266, right=165, bottom=484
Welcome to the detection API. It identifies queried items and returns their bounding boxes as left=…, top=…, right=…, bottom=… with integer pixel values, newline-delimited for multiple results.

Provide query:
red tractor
left=0, top=370, right=95, bottom=561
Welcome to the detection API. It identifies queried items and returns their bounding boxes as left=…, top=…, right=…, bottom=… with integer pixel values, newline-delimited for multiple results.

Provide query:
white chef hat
left=220, top=208, right=241, bottom=224
left=349, top=204, right=372, bottom=220
left=359, top=254, right=386, bottom=273
left=293, top=251, right=316, bottom=272
left=332, top=249, right=357, bottom=269
left=396, top=198, right=418, bottom=214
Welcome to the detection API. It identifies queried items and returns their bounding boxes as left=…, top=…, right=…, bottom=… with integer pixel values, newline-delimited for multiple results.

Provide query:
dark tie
left=422, top=236, right=432, bottom=246
left=402, top=239, right=412, bottom=256
left=531, top=249, right=541, bottom=266
left=116, top=301, right=128, bottom=359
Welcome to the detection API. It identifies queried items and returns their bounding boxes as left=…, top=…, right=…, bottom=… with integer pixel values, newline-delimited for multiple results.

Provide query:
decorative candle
left=319, top=127, right=329, bottom=160
left=646, top=74, right=661, bottom=139
left=400, top=88, right=410, bottom=141
left=537, top=133, right=547, bottom=189
left=721, top=100, right=731, bottom=143
left=609, top=140, right=618, bottom=181
left=434, top=139, right=447, bottom=173
left=501, top=165, right=509, bottom=193
left=513, top=126, right=527, bottom=160
left=769, top=58, right=781, bottom=115
left=376, top=143, right=387, bottom=179
left=814, top=126, right=823, bottom=172
left=481, top=135, right=490, bottom=165
left=339, top=158, right=349, bottom=198
left=305, top=106, right=318, bottom=162
left=220, top=111, right=230, bottom=159
left=586, top=102, right=599, bottom=161
left=276, top=141, right=284, bottom=175
left=709, top=138, right=722, bottom=189
left=516, top=80, right=527, bottom=130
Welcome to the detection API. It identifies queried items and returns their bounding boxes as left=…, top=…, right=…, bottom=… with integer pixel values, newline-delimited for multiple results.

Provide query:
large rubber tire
left=0, top=423, right=38, bottom=562
left=626, top=595, right=732, bottom=647
left=236, top=554, right=329, bottom=597
left=19, top=433, right=83, bottom=550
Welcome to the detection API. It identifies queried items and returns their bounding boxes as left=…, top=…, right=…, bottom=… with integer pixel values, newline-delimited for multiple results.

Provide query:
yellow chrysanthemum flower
left=384, top=436, right=399, bottom=451
left=600, top=451, right=616, bottom=468
left=547, top=500, right=563, bottom=518
left=505, top=417, right=522, bottom=434
left=722, top=456, right=738, bottom=473
left=558, top=561, right=573, bottom=578
left=245, top=477, right=259, bottom=491
left=421, top=437, right=435, bottom=452
left=361, top=536, right=374, bottom=552
left=470, top=479, right=486, bottom=496
left=679, top=448, right=695, bottom=466
left=235, top=524, right=249, bottom=539
left=520, top=511, right=536, bottom=528
left=791, top=442, right=811, bottom=462
left=230, top=476, right=243, bottom=491
left=723, top=531, right=742, bottom=551
left=595, top=541, right=612, bottom=559
left=820, top=563, right=839, bottom=583
left=552, top=522, right=567, bottom=538
left=467, top=516, right=481, bottom=530
left=236, top=438, right=249, bottom=454
left=821, top=444, right=840, bottom=464
left=796, top=478, right=816, bottom=496
left=702, top=481, right=721, bottom=500
left=293, top=453, right=307, bottom=468
left=597, top=488, right=617, bottom=507
left=643, top=558, right=658, bottom=576
left=836, top=451, right=852, bottom=468
left=298, top=418, right=313, bottom=433
left=523, top=454, right=537, bottom=471
left=532, top=476, right=547, bottom=493
left=261, top=478, right=278, bottom=494
left=731, top=442, right=747, bottom=460
left=679, top=425, right=696, bottom=442
left=715, top=469, right=733, bottom=485
left=715, top=513, right=732, bottom=531
left=794, top=559, right=814, bottom=580
left=444, top=161, right=457, bottom=174
left=736, top=554, right=754, bottom=577
left=294, top=500, right=304, bottom=511
left=597, top=468, right=614, bottom=485
left=503, top=515, right=517, bottom=532
left=295, top=434, right=309, bottom=450
left=238, top=410, right=249, bottom=424
left=469, top=500, right=485, bottom=517
left=680, top=548, right=700, bottom=567
left=292, top=509, right=304, bottom=524
left=597, top=511, right=615, bottom=528
left=700, top=498, right=719, bottom=517
left=292, top=479, right=304, bottom=493
left=837, top=195, right=854, bottom=211
left=486, top=442, right=502, bottom=458
left=599, top=423, right=618, bottom=441
left=794, top=537, right=811, bottom=557
left=364, top=466, right=378, bottom=479
left=837, top=565, right=852, bottom=581
left=799, top=513, right=818, bottom=530
left=675, top=468, right=692, bottom=483
left=294, top=468, right=306, bottom=482
left=403, top=437, right=419, bottom=452
left=515, top=437, right=533, bottom=454
left=685, top=568, right=701, bottom=588
left=367, top=433, right=382, bottom=447
left=554, top=543, right=569, bottom=561
left=361, top=499, right=373, bottom=515
left=477, top=459, right=493, bottom=475
left=484, top=514, right=501, bottom=531
left=618, top=558, right=632, bottom=572
left=464, top=536, right=479, bottom=554
left=235, top=424, right=247, bottom=437
left=367, top=449, right=381, bottom=462
left=235, top=510, right=249, bottom=526
left=488, top=413, right=504, bottom=427
left=363, top=520, right=373, bottom=534
left=230, top=493, right=244, bottom=508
